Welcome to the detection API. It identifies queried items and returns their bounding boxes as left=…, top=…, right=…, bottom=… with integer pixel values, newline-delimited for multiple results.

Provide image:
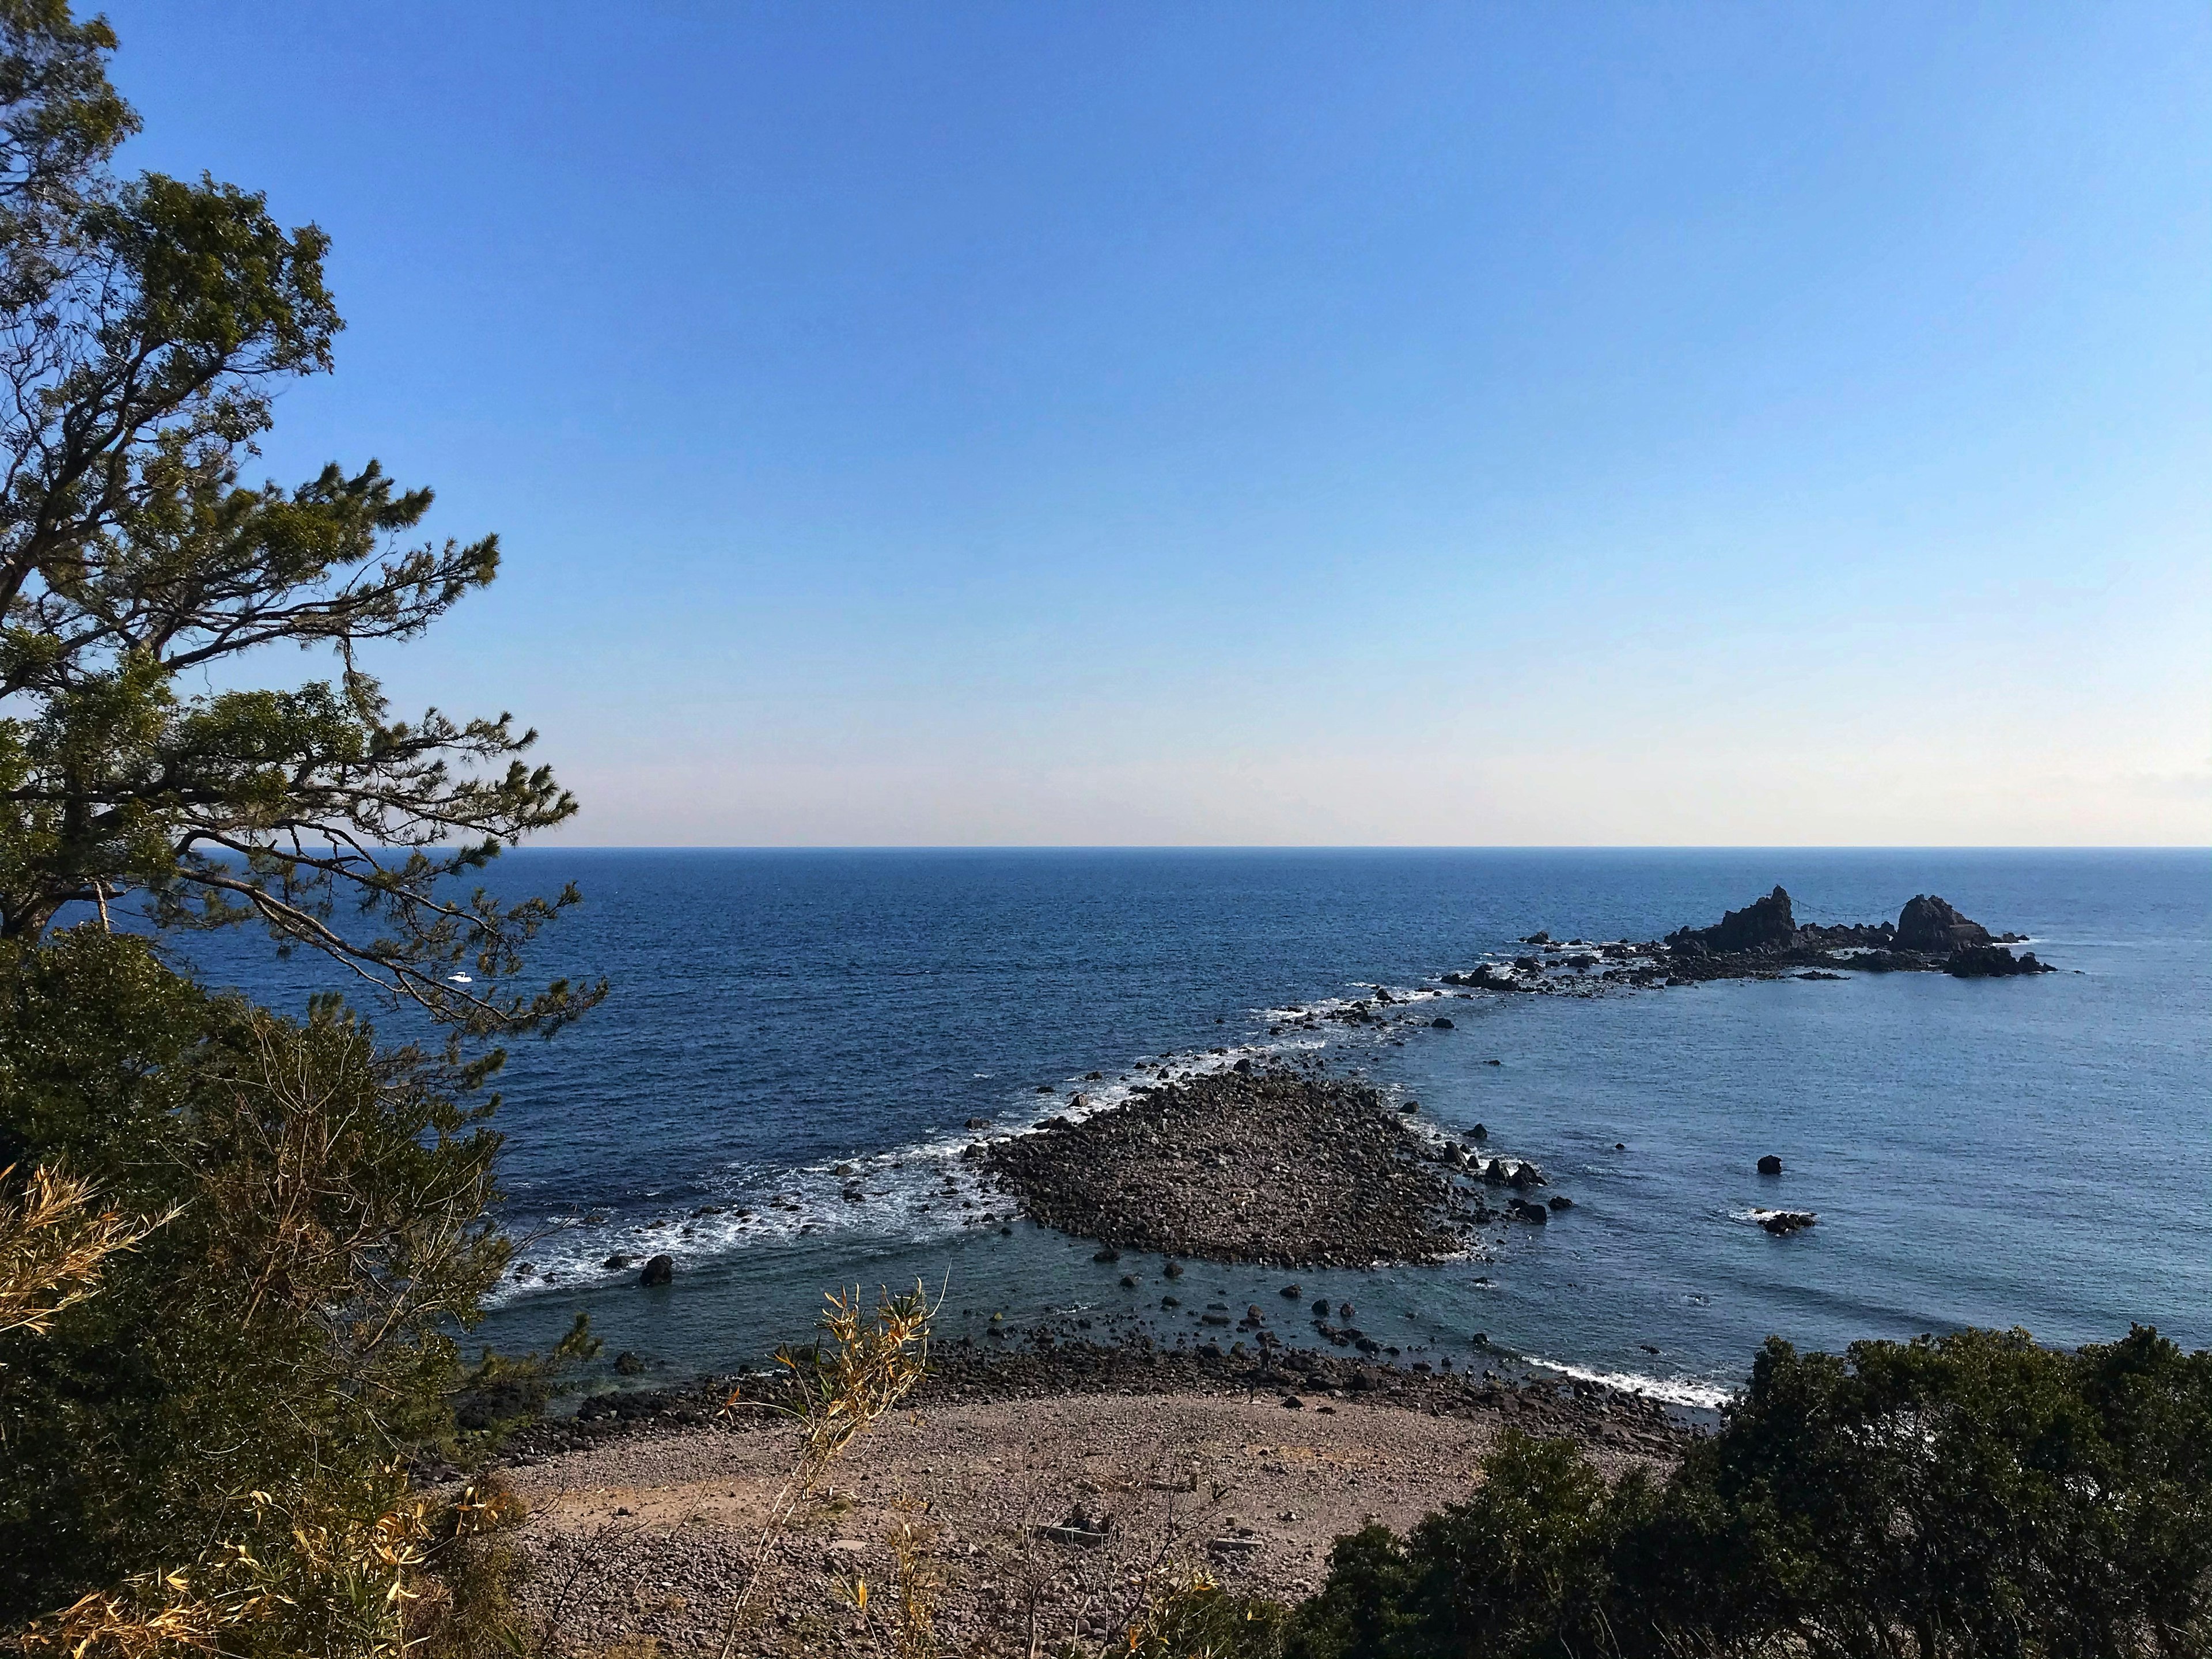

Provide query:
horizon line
left=503, top=842, right=2208, bottom=854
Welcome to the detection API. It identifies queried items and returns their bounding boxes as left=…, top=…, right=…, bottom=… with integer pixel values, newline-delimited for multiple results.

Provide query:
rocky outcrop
left=1945, top=945, right=2056, bottom=978
left=1896, top=894, right=1993, bottom=953
left=982, top=1068, right=1479, bottom=1267
left=1448, top=887, right=2054, bottom=994
left=1666, top=886, right=1797, bottom=954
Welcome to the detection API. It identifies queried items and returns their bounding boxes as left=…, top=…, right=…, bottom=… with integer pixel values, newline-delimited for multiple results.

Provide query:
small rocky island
left=1444, top=887, right=2055, bottom=992
left=983, top=1067, right=1522, bottom=1267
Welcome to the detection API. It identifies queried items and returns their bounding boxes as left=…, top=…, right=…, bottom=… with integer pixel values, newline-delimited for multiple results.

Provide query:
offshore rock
left=1896, top=894, right=1994, bottom=953
left=1666, top=885, right=1798, bottom=953
left=1945, top=945, right=2056, bottom=978
left=1463, top=885, right=2055, bottom=991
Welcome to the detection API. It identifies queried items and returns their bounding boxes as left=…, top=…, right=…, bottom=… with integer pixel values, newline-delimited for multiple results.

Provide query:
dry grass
left=10, top=1475, right=520, bottom=1658
left=714, top=1282, right=940, bottom=1659
left=0, top=1162, right=176, bottom=1347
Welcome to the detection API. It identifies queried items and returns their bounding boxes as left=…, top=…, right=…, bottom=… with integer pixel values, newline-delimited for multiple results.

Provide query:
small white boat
left=446, top=973, right=472, bottom=984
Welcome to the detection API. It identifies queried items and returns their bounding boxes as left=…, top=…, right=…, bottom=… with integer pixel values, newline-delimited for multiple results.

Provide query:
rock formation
left=1665, top=885, right=1798, bottom=954
left=1896, top=894, right=1994, bottom=953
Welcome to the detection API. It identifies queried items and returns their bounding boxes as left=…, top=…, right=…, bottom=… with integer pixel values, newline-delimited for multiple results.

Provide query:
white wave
left=494, top=978, right=1513, bottom=1304
left=1524, top=1356, right=1738, bottom=1411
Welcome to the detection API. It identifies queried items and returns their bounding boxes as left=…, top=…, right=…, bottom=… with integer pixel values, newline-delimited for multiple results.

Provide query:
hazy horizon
left=105, top=4, right=2209, bottom=848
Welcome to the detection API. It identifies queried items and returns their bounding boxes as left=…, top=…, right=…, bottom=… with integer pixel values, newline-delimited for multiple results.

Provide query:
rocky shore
left=493, top=1340, right=1689, bottom=1657
left=500, top=1334, right=1690, bottom=1467
left=1441, top=887, right=2056, bottom=993
left=980, top=1067, right=1501, bottom=1267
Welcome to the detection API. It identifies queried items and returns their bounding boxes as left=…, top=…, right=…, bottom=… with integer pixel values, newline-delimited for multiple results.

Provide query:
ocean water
left=174, top=849, right=2210, bottom=1407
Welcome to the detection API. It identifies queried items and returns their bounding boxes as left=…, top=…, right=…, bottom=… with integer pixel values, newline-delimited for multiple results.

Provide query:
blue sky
left=107, top=3, right=2209, bottom=844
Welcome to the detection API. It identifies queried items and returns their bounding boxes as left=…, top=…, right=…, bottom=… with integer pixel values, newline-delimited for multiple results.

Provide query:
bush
left=0, top=929, right=510, bottom=1632
left=1288, top=1327, right=2212, bottom=1659
left=1286, top=1434, right=1644, bottom=1659
left=1628, top=1325, right=2212, bottom=1657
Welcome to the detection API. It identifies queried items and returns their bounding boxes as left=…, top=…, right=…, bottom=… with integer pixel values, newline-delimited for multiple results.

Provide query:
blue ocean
left=176, top=849, right=2210, bottom=1407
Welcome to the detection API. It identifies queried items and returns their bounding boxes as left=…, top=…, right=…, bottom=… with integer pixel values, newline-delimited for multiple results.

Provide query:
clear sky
left=105, top=3, right=2209, bottom=845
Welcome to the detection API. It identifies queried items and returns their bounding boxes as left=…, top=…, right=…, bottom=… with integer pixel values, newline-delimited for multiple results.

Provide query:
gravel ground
left=499, top=1346, right=1684, bottom=1657
left=980, top=1068, right=1479, bottom=1267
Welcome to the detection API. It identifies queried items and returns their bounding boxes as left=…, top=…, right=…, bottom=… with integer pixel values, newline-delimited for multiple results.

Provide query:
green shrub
left=1287, top=1433, right=1642, bottom=1659
left=0, top=929, right=509, bottom=1628
left=1624, top=1325, right=2212, bottom=1657
left=1289, top=1327, right=2212, bottom=1659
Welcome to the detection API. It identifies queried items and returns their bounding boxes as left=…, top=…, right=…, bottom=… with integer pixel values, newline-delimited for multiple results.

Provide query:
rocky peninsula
left=980, top=1067, right=1512, bottom=1267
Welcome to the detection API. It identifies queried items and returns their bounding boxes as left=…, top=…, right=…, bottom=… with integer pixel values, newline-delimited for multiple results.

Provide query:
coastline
left=493, top=1339, right=1690, bottom=1656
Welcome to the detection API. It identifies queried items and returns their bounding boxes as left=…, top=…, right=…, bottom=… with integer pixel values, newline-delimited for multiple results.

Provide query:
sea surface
left=174, top=849, right=2210, bottom=1408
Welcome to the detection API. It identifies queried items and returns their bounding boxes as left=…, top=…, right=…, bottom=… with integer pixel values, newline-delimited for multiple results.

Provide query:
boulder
left=1431, top=1017, right=1455, bottom=1029
left=1757, top=1154, right=1783, bottom=1176
left=638, top=1253, right=674, bottom=1287
left=1896, top=894, right=1993, bottom=953
left=613, top=1350, right=647, bottom=1376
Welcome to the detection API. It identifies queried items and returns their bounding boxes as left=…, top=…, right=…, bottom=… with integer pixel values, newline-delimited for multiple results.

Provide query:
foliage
left=0, top=1157, right=171, bottom=1345
left=0, top=0, right=597, bottom=1037
left=14, top=1474, right=521, bottom=1659
left=0, top=927, right=510, bottom=1627
left=0, top=7, right=588, bottom=1653
left=1287, top=1433, right=1632, bottom=1659
left=1111, top=1567, right=1289, bottom=1659
left=1624, top=1325, right=2212, bottom=1658
left=450, top=1310, right=604, bottom=1442
left=1284, top=1326, right=2212, bottom=1659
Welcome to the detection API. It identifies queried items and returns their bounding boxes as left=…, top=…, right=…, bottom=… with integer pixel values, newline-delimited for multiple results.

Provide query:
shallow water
left=177, top=848, right=2211, bottom=1406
